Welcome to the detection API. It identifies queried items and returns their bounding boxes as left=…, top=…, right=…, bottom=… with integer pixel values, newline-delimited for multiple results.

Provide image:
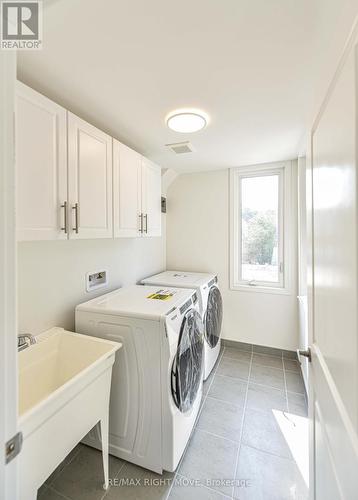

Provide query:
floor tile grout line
left=46, top=355, right=305, bottom=500
left=282, top=356, right=290, bottom=413
left=209, top=375, right=305, bottom=398
left=44, top=343, right=305, bottom=500
left=251, top=363, right=285, bottom=370
left=247, top=378, right=305, bottom=396
left=253, top=352, right=290, bottom=362
left=303, top=383, right=309, bottom=406
left=224, top=340, right=298, bottom=361
left=216, top=374, right=250, bottom=383
left=231, top=349, right=253, bottom=499
left=46, top=445, right=83, bottom=488
left=101, top=460, right=127, bottom=500
left=245, top=379, right=285, bottom=393
left=286, top=388, right=306, bottom=396
left=47, top=344, right=306, bottom=500
left=103, top=345, right=227, bottom=500
left=286, top=360, right=309, bottom=411
left=175, top=472, right=232, bottom=498
left=196, top=345, right=226, bottom=422
left=164, top=473, right=177, bottom=500
left=224, top=355, right=284, bottom=371
left=194, top=426, right=241, bottom=446
left=45, top=349, right=228, bottom=500
left=187, top=347, right=227, bottom=446
left=250, top=362, right=286, bottom=373
left=165, top=344, right=226, bottom=500
left=284, top=363, right=303, bottom=373
left=231, top=350, right=253, bottom=499
left=223, top=355, right=251, bottom=364
left=214, top=372, right=251, bottom=381
left=203, top=393, right=246, bottom=409
left=241, top=442, right=300, bottom=463
left=47, top=484, right=73, bottom=500
left=64, top=348, right=229, bottom=500
left=221, top=356, right=251, bottom=366
left=177, top=347, right=300, bottom=499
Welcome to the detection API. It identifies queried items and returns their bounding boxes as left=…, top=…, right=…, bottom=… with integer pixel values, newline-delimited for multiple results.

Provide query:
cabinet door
left=16, top=82, right=67, bottom=241
left=113, top=140, right=142, bottom=237
left=68, top=112, right=113, bottom=239
left=141, top=158, right=161, bottom=237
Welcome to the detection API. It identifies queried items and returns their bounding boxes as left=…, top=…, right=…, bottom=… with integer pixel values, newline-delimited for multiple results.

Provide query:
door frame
left=0, top=51, right=18, bottom=499
left=307, top=16, right=358, bottom=499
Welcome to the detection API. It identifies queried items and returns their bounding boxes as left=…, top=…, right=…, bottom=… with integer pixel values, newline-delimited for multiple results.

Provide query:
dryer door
left=171, top=309, right=204, bottom=413
left=204, top=286, right=223, bottom=348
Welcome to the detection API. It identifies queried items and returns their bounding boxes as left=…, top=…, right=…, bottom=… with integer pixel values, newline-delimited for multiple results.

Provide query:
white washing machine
left=142, top=271, right=223, bottom=380
left=75, top=285, right=204, bottom=474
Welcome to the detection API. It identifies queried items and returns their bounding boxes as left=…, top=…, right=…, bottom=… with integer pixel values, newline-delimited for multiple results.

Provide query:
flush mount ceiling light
left=166, top=110, right=208, bottom=133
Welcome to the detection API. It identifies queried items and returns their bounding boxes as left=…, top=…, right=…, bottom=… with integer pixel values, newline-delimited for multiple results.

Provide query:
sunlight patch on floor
left=273, top=409, right=309, bottom=487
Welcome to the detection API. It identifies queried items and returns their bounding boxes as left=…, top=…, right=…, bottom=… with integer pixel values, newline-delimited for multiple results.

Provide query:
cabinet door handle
left=144, top=214, right=148, bottom=234
left=139, top=213, right=143, bottom=233
left=60, top=201, right=68, bottom=233
left=72, top=203, right=79, bottom=234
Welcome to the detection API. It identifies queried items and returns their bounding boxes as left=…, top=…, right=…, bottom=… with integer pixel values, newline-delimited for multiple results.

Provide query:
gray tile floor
left=37, top=345, right=308, bottom=500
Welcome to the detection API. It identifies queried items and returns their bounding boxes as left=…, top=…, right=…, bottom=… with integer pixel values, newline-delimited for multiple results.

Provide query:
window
left=230, top=162, right=292, bottom=293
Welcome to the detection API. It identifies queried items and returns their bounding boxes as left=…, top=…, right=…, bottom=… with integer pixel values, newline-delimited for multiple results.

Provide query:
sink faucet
left=18, top=334, right=36, bottom=352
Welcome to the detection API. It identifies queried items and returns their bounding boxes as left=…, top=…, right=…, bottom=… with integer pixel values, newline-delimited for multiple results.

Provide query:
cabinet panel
left=68, top=112, right=113, bottom=239
left=142, top=158, right=161, bottom=237
left=16, top=82, right=67, bottom=241
left=16, top=83, right=162, bottom=242
left=113, top=140, right=142, bottom=237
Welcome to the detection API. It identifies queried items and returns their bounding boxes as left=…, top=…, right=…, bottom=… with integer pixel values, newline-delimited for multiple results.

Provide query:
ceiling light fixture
left=166, top=110, right=208, bottom=133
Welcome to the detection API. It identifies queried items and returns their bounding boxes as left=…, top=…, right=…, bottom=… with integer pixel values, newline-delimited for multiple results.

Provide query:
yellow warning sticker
left=147, top=289, right=174, bottom=301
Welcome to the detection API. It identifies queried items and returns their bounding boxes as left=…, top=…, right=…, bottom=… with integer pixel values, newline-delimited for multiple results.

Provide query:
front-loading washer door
left=204, top=286, right=223, bottom=349
left=171, top=309, right=204, bottom=413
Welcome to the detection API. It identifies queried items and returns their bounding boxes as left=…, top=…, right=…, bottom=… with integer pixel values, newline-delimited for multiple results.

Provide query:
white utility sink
left=18, top=327, right=121, bottom=500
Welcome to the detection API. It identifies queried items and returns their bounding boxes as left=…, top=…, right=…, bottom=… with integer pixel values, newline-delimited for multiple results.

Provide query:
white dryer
left=75, top=285, right=204, bottom=474
left=142, top=271, right=223, bottom=380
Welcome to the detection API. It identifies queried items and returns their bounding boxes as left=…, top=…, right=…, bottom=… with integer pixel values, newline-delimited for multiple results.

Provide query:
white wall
left=166, top=168, right=299, bottom=351
left=18, top=222, right=166, bottom=335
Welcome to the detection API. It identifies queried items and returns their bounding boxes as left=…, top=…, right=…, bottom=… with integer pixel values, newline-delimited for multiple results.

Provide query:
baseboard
left=221, top=338, right=297, bottom=360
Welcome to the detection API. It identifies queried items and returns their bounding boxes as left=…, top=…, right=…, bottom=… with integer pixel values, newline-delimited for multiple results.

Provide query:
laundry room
left=2, top=1, right=358, bottom=500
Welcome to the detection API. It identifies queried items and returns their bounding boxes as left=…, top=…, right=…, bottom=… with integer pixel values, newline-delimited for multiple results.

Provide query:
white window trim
left=230, top=160, right=293, bottom=295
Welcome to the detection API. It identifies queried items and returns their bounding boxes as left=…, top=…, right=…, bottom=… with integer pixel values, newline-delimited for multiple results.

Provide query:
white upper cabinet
left=113, top=139, right=142, bottom=237
left=141, top=158, right=162, bottom=237
left=16, top=82, right=68, bottom=241
left=113, top=141, right=162, bottom=238
left=67, top=112, right=113, bottom=239
left=16, top=83, right=161, bottom=241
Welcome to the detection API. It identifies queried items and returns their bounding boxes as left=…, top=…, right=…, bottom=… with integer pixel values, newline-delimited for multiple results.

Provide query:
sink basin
left=18, top=327, right=121, bottom=500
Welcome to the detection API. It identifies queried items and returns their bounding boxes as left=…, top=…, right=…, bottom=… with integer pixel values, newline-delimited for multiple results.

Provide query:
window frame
left=230, top=161, right=293, bottom=295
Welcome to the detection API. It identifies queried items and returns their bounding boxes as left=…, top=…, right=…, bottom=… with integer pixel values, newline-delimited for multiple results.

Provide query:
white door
left=1, top=51, right=18, bottom=500
left=141, top=158, right=161, bottom=237
left=68, top=112, right=113, bottom=239
left=307, top=20, right=358, bottom=499
left=113, top=140, right=142, bottom=237
left=16, top=82, right=68, bottom=241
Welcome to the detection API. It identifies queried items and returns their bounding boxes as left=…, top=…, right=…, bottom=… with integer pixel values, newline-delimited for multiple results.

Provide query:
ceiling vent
left=165, top=141, right=195, bottom=154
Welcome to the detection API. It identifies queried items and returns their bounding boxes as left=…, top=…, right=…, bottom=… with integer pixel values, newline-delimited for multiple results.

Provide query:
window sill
left=230, top=283, right=292, bottom=296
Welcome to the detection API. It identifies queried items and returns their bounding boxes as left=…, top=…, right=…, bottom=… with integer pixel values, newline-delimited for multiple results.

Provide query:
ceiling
left=18, top=0, right=358, bottom=172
